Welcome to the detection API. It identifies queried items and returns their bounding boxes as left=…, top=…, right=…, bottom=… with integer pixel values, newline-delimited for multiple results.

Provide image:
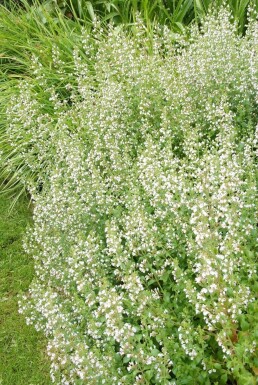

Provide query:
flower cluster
left=14, top=9, right=258, bottom=385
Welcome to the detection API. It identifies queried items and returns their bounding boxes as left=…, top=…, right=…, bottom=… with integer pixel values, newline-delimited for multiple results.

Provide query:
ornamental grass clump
left=15, top=9, right=258, bottom=385
left=0, top=1, right=85, bottom=195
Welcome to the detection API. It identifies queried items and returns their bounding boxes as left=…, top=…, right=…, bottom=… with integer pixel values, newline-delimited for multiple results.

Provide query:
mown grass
left=0, top=193, right=51, bottom=385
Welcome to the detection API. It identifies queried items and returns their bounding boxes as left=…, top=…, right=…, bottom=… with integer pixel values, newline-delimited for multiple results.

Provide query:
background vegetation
left=2, top=0, right=257, bottom=33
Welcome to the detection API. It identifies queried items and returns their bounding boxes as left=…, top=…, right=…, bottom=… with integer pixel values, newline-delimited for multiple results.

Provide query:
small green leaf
left=150, top=348, right=160, bottom=357
left=144, top=369, right=154, bottom=381
left=240, top=319, right=249, bottom=331
left=123, top=356, right=130, bottom=363
left=221, top=373, right=227, bottom=384
left=163, top=292, right=170, bottom=303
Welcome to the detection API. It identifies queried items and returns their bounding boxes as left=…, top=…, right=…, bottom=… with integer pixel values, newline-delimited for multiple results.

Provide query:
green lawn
left=0, top=194, right=51, bottom=385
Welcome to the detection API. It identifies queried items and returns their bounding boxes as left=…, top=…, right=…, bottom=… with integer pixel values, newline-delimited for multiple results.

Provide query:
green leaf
left=240, top=319, right=249, bottom=332
left=221, top=373, right=227, bottom=384
left=144, top=369, right=154, bottom=381
left=123, top=356, right=131, bottom=364
left=163, top=292, right=170, bottom=303
left=150, top=348, right=160, bottom=357
left=85, top=1, right=96, bottom=21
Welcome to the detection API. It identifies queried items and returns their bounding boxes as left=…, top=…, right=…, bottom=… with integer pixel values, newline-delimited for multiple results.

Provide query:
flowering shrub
left=15, top=10, right=258, bottom=385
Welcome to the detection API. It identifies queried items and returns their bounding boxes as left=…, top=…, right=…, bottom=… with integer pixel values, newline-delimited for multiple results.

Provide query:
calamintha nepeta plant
left=10, top=9, right=258, bottom=385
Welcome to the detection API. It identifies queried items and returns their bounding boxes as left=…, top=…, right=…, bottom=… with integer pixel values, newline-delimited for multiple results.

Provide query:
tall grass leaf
left=170, top=0, right=193, bottom=23
left=85, top=1, right=96, bottom=20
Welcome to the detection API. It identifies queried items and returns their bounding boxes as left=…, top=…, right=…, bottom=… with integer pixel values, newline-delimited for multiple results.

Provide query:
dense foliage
left=2, top=8, right=255, bottom=384
left=1, top=0, right=257, bottom=34
left=0, top=1, right=257, bottom=194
